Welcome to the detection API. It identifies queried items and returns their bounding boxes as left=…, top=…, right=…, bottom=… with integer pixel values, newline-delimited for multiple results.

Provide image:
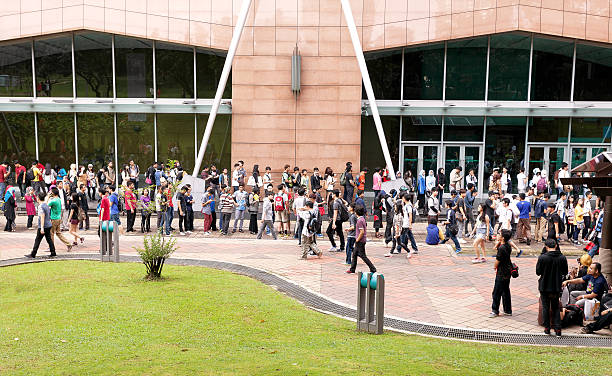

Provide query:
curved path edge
left=2, top=254, right=611, bottom=348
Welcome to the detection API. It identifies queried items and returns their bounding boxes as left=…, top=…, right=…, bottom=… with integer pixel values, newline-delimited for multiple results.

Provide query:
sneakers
left=345, top=269, right=355, bottom=274
left=544, top=328, right=551, bottom=335
left=384, top=253, right=393, bottom=257
left=24, top=253, right=34, bottom=259
left=471, top=257, right=486, bottom=264
left=455, top=248, right=462, bottom=254
left=180, top=232, right=186, bottom=236
left=406, top=252, right=412, bottom=259
left=488, top=312, right=499, bottom=318
left=186, top=231, right=192, bottom=234
left=502, top=312, right=512, bottom=316
left=203, top=231, right=211, bottom=236
left=516, top=249, right=523, bottom=258
left=458, top=238, right=467, bottom=244
left=329, top=246, right=337, bottom=252
left=555, top=330, right=562, bottom=337
left=480, top=257, right=486, bottom=262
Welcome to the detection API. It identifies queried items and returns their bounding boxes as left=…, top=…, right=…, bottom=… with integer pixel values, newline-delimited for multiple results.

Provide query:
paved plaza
left=2, top=215, right=610, bottom=337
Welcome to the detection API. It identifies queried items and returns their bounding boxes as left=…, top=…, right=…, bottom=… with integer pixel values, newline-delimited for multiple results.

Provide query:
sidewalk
left=2, top=215, right=608, bottom=336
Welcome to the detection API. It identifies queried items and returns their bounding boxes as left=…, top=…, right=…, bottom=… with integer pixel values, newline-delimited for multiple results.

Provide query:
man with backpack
left=327, top=189, right=348, bottom=253
left=298, top=201, right=322, bottom=259
left=281, top=165, right=293, bottom=190
left=274, top=184, right=289, bottom=237
left=536, top=238, right=568, bottom=337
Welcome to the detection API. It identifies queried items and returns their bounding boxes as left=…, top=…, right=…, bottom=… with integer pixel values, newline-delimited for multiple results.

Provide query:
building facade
left=1, top=1, right=612, bottom=193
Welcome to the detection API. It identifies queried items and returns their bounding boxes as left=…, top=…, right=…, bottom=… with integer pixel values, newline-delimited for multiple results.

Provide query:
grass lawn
left=1, top=261, right=611, bottom=375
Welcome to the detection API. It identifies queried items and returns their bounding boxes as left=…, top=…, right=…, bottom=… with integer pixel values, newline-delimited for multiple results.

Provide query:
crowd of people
left=1, top=158, right=611, bottom=336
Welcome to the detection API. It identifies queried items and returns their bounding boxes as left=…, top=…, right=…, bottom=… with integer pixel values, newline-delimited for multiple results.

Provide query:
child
left=441, top=200, right=462, bottom=254
left=248, top=188, right=260, bottom=234
left=344, top=204, right=357, bottom=265
left=25, top=187, right=36, bottom=229
left=425, top=217, right=442, bottom=245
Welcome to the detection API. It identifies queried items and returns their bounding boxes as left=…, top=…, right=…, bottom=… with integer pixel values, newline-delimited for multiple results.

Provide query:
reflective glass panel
left=445, top=37, right=487, bottom=100
left=196, top=48, right=230, bottom=98
left=116, top=113, right=155, bottom=170
left=484, top=117, right=527, bottom=193
left=362, top=49, right=402, bottom=99
left=531, top=37, right=573, bottom=101
left=443, top=116, right=484, bottom=142
left=34, top=36, right=73, bottom=97
left=570, top=118, right=611, bottom=143
left=528, top=118, right=569, bottom=142
left=196, top=114, right=232, bottom=170
left=0, top=41, right=33, bottom=96
left=156, top=42, right=194, bottom=98
left=37, top=113, right=75, bottom=169
left=77, top=113, right=114, bottom=168
left=402, top=116, right=441, bottom=141
left=403, top=146, right=418, bottom=176
left=0, top=112, right=36, bottom=164
left=115, top=36, right=153, bottom=98
left=403, top=43, right=444, bottom=100
left=574, top=42, right=612, bottom=101
left=488, top=34, right=530, bottom=101
left=361, top=116, right=400, bottom=186
left=157, top=114, right=195, bottom=171
left=74, top=32, right=112, bottom=97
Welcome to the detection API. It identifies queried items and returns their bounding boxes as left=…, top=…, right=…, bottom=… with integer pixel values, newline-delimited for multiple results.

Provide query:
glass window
left=157, top=114, right=195, bottom=171
left=156, top=42, right=194, bottom=98
left=402, top=116, right=441, bottom=141
left=0, top=41, right=33, bottom=97
left=115, top=36, right=153, bottom=98
left=574, top=42, right=612, bottom=101
left=484, top=117, right=526, bottom=193
left=528, top=118, right=569, bottom=142
left=443, top=116, right=484, bottom=142
left=116, top=113, right=155, bottom=170
left=77, top=113, right=114, bottom=168
left=37, top=113, right=75, bottom=169
left=403, top=43, right=444, bottom=100
left=445, top=37, right=488, bottom=100
left=196, top=114, right=232, bottom=170
left=488, top=34, right=530, bottom=101
left=571, top=118, right=611, bottom=143
left=361, top=116, right=400, bottom=187
left=362, top=49, right=402, bottom=100
left=531, top=37, right=573, bottom=101
left=34, top=36, right=73, bottom=97
left=74, top=32, right=113, bottom=97
left=0, top=112, right=36, bottom=164
left=196, top=48, right=230, bottom=99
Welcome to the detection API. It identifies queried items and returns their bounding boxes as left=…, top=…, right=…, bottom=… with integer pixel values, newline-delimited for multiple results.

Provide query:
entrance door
left=401, top=144, right=440, bottom=178
left=443, top=145, right=482, bottom=192
left=571, top=146, right=610, bottom=169
left=527, top=146, right=567, bottom=176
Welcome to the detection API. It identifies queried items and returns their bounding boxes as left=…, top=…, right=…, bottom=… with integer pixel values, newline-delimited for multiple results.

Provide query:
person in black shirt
left=536, top=238, right=568, bottom=337
left=77, top=184, right=89, bottom=230
left=310, top=167, right=322, bottom=192
left=484, top=191, right=498, bottom=240
left=489, top=230, right=513, bottom=317
left=546, top=202, right=561, bottom=249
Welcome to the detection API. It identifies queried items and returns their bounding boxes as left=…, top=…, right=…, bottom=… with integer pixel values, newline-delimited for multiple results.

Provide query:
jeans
left=165, top=207, right=174, bottom=235
left=221, top=212, right=232, bottom=234
left=398, top=227, right=418, bottom=253
left=295, top=218, right=304, bottom=243
left=344, top=186, right=354, bottom=203
left=257, top=220, right=277, bottom=239
left=441, top=226, right=461, bottom=251
left=541, top=292, right=561, bottom=331
left=0, top=182, right=6, bottom=198
left=457, top=219, right=465, bottom=239
left=349, top=241, right=376, bottom=273
left=491, top=276, right=512, bottom=315
left=233, top=209, right=245, bottom=230
left=31, top=227, right=55, bottom=256
left=582, top=216, right=591, bottom=240
left=326, top=220, right=345, bottom=250
left=345, top=237, right=356, bottom=264
left=157, top=211, right=166, bottom=233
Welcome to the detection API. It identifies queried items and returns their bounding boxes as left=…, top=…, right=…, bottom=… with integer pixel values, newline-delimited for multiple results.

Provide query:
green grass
left=1, top=261, right=611, bottom=375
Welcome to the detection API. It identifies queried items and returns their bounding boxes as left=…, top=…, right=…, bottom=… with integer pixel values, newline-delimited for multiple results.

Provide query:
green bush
left=133, top=233, right=178, bottom=279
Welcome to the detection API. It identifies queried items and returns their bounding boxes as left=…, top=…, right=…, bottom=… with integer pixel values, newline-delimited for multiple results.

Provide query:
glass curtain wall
left=155, top=42, right=194, bottom=98
left=0, top=112, right=36, bottom=164
left=362, top=49, right=402, bottom=99
left=402, top=43, right=444, bottom=100
left=34, top=36, right=73, bottom=97
left=0, top=41, right=33, bottom=96
left=574, top=43, right=612, bottom=101
left=488, top=34, right=530, bottom=101
left=115, top=36, right=154, bottom=98
left=445, top=37, right=488, bottom=100
left=196, top=48, right=231, bottom=98
left=157, top=114, right=195, bottom=168
left=36, top=113, right=75, bottom=168
left=77, top=113, right=114, bottom=168
left=116, top=113, right=155, bottom=170
left=74, top=32, right=113, bottom=98
left=196, top=114, right=232, bottom=169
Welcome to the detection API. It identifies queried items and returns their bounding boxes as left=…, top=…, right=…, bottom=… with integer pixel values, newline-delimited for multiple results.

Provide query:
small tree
left=133, top=233, right=178, bottom=280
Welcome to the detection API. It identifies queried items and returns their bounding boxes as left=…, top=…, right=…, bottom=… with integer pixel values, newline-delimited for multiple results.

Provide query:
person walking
left=299, top=201, right=322, bottom=259
left=25, top=192, right=56, bottom=258
left=516, top=193, right=532, bottom=245
left=440, top=200, right=462, bottom=255
left=327, top=189, right=347, bottom=253
left=346, top=205, right=377, bottom=274
left=400, top=194, right=419, bottom=256
left=257, top=192, right=277, bottom=240
left=48, top=187, right=73, bottom=251
left=536, top=238, right=568, bottom=337
left=67, top=192, right=84, bottom=246
left=582, top=191, right=593, bottom=241
left=489, top=230, right=513, bottom=318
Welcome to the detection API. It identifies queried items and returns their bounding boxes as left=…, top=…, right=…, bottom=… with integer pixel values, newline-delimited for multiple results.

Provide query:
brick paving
left=2, top=215, right=609, bottom=336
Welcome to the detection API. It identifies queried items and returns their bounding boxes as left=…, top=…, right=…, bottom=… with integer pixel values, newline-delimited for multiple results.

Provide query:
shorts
left=275, top=210, right=289, bottom=223
left=475, top=228, right=486, bottom=240
left=110, top=213, right=121, bottom=225
left=70, top=219, right=79, bottom=225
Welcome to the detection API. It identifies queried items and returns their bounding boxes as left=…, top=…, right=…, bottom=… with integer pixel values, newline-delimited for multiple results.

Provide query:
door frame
left=442, top=143, right=484, bottom=195
left=399, top=142, right=442, bottom=177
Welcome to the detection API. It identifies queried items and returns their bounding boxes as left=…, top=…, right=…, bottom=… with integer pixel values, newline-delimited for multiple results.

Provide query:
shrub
left=133, top=233, right=178, bottom=279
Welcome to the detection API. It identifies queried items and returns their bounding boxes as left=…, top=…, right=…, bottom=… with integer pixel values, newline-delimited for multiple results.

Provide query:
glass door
left=444, top=146, right=460, bottom=191
left=422, top=146, right=439, bottom=175
left=443, top=145, right=481, bottom=192
left=527, top=146, right=567, bottom=177
left=403, top=146, right=418, bottom=178
left=571, top=147, right=588, bottom=169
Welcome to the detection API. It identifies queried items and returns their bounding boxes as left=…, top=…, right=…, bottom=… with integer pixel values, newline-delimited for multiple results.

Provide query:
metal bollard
left=99, top=220, right=120, bottom=262
left=356, top=271, right=385, bottom=334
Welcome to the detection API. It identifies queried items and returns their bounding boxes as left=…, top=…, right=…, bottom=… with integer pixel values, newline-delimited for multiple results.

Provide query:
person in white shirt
left=556, top=162, right=570, bottom=196
left=427, top=190, right=440, bottom=222
left=498, top=198, right=513, bottom=231
left=262, top=166, right=273, bottom=196
left=516, top=168, right=528, bottom=194
left=292, top=188, right=307, bottom=244
left=500, top=167, right=509, bottom=194
left=465, top=169, right=477, bottom=189
left=582, top=190, right=593, bottom=241
left=530, top=168, right=541, bottom=190
left=426, top=170, right=436, bottom=193
left=231, top=163, right=241, bottom=192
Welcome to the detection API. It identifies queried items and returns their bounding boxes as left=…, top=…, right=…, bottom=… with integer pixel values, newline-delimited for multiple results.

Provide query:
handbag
left=247, top=176, right=255, bottom=186
left=318, top=206, right=325, bottom=216
left=584, top=299, right=600, bottom=321
left=145, top=177, right=152, bottom=185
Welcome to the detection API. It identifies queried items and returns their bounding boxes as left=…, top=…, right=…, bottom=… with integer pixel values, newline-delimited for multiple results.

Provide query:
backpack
left=537, top=177, right=547, bottom=193
left=339, top=171, right=347, bottom=186
left=307, top=211, right=320, bottom=233
left=274, top=194, right=285, bottom=211
left=26, top=168, right=34, bottom=181
left=562, top=304, right=584, bottom=328
left=511, top=263, right=519, bottom=278
left=337, top=199, right=350, bottom=222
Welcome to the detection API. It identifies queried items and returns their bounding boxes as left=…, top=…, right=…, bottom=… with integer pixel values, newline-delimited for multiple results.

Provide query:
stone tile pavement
left=1, top=215, right=609, bottom=336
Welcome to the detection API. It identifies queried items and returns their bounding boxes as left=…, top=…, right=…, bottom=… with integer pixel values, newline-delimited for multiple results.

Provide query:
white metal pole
left=340, top=0, right=396, bottom=179
left=192, top=0, right=253, bottom=176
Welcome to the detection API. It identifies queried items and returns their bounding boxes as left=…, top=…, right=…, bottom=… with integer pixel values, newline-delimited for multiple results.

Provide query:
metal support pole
left=192, top=0, right=253, bottom=176
left=340, top=0, right=396, bottom=179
